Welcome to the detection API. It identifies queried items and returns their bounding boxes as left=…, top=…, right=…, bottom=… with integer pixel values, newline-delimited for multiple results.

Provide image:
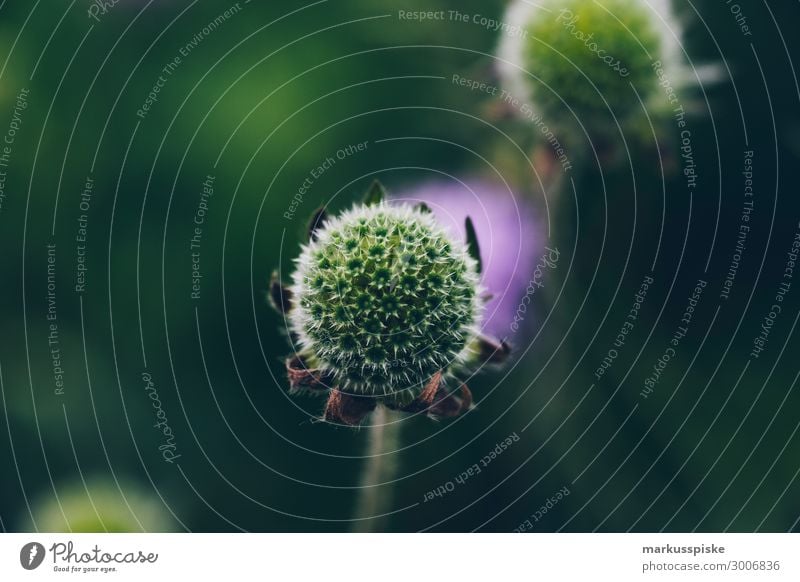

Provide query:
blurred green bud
left=25, top=478, right=174, bottom=532
left=498, top=0, right=684, bottom=130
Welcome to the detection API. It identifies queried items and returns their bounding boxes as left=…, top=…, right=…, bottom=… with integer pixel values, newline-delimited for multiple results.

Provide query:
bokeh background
left=0, top=0, right=799, bottom=532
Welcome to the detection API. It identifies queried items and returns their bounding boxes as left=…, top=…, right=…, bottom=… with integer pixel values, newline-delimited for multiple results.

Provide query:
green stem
left=352, top=406, right=401, bottom=532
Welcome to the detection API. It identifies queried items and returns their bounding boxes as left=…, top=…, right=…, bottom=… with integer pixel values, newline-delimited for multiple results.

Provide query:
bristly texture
left=288, top=203, right=483, bottom=402
left=392, top=180, right=543, bottom=338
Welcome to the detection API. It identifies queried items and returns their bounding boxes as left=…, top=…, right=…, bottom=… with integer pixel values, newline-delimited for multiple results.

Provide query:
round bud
left=289, top=204, right=482, bottom=400
left=498, top=0, right=677, bottom=129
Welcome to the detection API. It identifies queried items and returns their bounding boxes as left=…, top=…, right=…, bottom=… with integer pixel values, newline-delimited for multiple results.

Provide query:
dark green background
left=0, top=0, right=798, bottom=532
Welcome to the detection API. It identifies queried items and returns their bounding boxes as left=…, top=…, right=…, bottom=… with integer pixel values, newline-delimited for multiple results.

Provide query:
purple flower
left=393, top=180, right=544, bottom=338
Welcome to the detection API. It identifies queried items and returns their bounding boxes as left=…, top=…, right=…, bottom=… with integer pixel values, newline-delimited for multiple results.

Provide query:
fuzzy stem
left=352, top=406, right=401, bottom=532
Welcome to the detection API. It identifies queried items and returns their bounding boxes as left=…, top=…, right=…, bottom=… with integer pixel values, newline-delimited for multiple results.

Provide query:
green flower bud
left=288, top=203, right=483, bottom=402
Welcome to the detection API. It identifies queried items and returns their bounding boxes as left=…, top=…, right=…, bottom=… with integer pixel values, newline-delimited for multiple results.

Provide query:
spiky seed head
left=288, top=203, right=483, bottom=401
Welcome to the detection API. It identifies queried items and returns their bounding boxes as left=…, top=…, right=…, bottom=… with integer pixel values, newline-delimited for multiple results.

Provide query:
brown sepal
left=323, top=390, right=377, bottom=426
left=428, top=383, right=473, bottom=419
left=391, top=371, right=442, bottom=414
left=286, top=355, right=332, bottom=394
left=390, top=371, right=473, bottom=419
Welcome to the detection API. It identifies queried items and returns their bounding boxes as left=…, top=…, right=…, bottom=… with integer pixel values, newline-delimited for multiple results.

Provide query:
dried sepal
left=428, top=383, right=473, bottom=419
left=389, top=371, right=442, bottom=414
left=386, top=371, right=471, bottom=419
left=286, top=354, right=332, bottom=394
left=323, top=389, right=377, bottom=426
left=418, top=370, right=443, bottom=406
